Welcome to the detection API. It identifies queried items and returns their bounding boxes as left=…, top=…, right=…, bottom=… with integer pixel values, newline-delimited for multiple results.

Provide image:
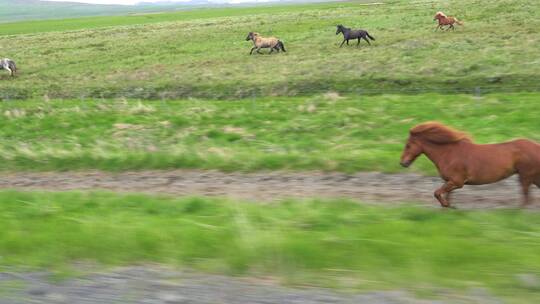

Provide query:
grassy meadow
left=0, top=0, right=539, bottom=301
left=0, top=0, right=539, bottom=99
left=0, top=93, right=539, bottom=172
left=0, top=190, right=539, bottom=302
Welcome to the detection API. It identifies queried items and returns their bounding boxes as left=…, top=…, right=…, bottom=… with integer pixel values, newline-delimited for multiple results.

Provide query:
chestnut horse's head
left=400, top=122, right=471, bottom=168
left=400, top=135, right=423, bottom=168
left=434, top=11, right=446, bottom=21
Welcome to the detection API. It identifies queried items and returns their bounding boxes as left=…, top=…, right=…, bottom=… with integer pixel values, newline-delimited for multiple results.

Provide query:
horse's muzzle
left=400, top=161, right=411, bottom=168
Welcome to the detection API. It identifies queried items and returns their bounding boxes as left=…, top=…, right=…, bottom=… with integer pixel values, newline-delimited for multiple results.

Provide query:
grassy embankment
left=0, top=191, right=539, bottom=303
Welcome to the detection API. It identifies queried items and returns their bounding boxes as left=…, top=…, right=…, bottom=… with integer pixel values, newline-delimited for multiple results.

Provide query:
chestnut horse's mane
left=410, top=122, right=472, bottom=144
left=434, top=11, right=447, bottom=18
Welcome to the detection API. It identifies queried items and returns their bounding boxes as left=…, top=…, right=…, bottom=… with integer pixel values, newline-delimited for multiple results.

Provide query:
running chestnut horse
left=400, top=122, right=540, bottom=208
left=434, top=11, right=463, bottom=31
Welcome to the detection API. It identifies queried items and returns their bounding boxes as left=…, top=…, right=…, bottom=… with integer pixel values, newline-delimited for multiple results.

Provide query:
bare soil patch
left=0, top=171, right=537, bottom=208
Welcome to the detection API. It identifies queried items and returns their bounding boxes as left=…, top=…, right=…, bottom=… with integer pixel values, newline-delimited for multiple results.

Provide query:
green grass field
left=1, top=0, right=539, bottom=99
left=0, top=93, right=538, bottom=172
left=0, top=1, right=539, bottom=301
left=0, top=191, right=539, bottom=302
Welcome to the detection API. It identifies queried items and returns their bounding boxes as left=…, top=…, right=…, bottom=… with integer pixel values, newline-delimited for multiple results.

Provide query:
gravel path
left=0, top=170, right=538, bottom=208
left=0, top=266, right=502, bottom=304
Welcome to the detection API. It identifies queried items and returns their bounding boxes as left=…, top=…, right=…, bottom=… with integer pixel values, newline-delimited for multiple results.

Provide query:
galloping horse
left=336, top=25, right=375, bottom=47
left=434, top=11, right=463, bottom=31
left=245, top=32, right=286, bottom=55
left=400, top=122, right=540, bottom=208
left=1, top=58, right=17, bottom=77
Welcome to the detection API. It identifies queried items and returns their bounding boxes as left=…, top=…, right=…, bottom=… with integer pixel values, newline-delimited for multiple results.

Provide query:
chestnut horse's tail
left=454, top=18, right=463, bottom=25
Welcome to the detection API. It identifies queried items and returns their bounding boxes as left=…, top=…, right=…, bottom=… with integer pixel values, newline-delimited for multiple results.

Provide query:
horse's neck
left=422, top=140, right=468, bottom=168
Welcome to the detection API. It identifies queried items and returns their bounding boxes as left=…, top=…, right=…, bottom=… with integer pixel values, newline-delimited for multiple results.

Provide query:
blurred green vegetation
left=0, top=190, right=539, bottom=302
left=0, top=93, right=538, bottom=172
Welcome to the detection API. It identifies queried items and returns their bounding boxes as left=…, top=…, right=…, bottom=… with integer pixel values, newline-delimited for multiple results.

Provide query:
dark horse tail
left=277, top=40, right=286, bottom=52
left=9, top=60, right=17, bottom=73
left=366, top=32, right=375, bottom=41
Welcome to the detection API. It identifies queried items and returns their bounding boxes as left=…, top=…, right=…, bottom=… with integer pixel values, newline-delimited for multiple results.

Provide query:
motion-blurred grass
left=0, top=190, right=538, bottom=302
left=0, top=93, right=538, bottom=173
left=1, top=0, right=539, bottom=99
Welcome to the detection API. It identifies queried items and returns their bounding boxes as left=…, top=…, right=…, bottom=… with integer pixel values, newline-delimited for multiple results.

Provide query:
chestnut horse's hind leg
left=434, top=180, right=463, bottom=208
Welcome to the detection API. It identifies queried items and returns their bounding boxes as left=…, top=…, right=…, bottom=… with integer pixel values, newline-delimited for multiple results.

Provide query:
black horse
left=336, top=25, right=375, bottom=47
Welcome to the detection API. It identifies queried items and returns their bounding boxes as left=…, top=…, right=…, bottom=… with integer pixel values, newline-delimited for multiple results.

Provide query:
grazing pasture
left=0, top=0, right=539, bottom=99
left=0, top=190, right=539, bottom=303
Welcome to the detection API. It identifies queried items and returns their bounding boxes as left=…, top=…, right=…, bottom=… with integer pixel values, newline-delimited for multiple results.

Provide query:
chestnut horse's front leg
left=434, top=180, right=463, bottom=208
left=519, top=175, right=534, bottom=207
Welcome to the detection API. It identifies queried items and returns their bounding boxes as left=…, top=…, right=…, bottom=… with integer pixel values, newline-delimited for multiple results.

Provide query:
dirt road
left=0, top=171, right=537, bottom=208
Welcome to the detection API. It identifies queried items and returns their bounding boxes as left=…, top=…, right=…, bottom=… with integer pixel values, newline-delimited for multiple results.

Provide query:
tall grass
left=0, top=190, right=538, bottom=302
left=0, top=93, right=538, bottom=172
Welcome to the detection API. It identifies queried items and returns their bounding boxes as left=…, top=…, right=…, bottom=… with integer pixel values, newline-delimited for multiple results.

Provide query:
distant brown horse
left=434, top=11, right=463, bottom=31
left=400, top=122, right=540, bottom=208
